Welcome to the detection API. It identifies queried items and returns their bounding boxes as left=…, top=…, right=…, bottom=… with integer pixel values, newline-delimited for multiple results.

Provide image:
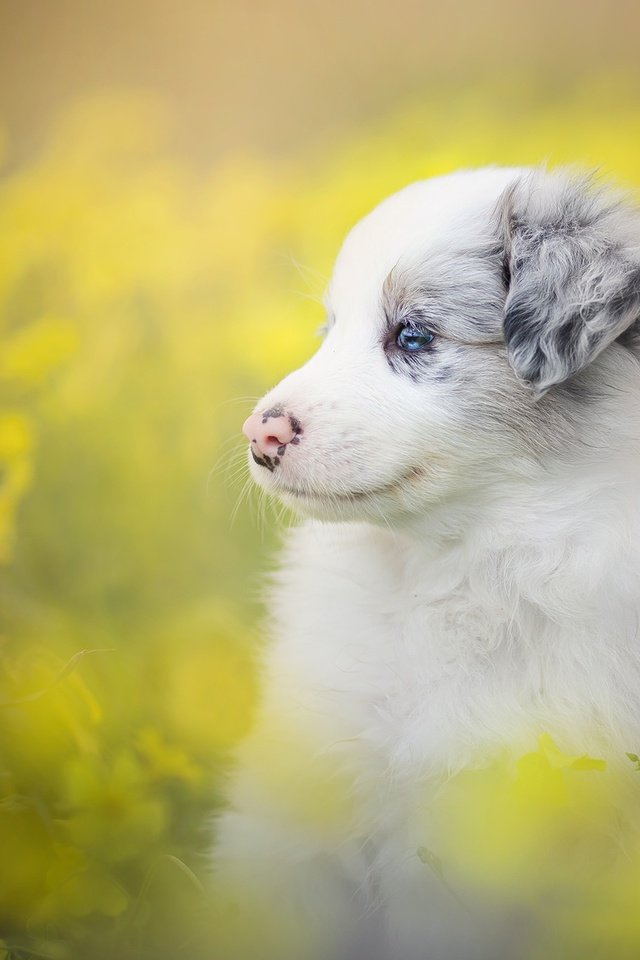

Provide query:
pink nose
left=242, top=411, right=297, bottom=460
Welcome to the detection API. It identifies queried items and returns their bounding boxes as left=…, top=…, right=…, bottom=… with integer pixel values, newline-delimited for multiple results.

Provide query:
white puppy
left=214, top=167, right=640, bottom=959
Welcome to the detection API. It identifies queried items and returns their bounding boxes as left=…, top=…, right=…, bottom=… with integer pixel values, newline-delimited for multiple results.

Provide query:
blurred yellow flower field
left=2, top=80, right=640, bottom=957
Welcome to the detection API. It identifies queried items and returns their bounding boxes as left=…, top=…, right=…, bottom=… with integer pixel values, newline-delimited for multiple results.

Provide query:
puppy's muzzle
left=242, top=406, right=303, bottom=471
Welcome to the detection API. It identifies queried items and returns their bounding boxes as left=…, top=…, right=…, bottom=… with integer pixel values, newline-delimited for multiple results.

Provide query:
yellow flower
left=63, top=752, right=167, bottom=863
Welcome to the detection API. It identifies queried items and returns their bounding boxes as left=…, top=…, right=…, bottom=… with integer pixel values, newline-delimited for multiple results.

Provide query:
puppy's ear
left=499, top=169, right=640, bottom=395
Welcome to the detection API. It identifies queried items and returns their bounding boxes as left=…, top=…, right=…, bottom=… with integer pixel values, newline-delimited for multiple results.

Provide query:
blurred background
left=1, top=1, right=640, bottom=957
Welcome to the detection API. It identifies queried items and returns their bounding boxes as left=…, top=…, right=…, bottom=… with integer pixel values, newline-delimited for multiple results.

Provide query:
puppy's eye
left=395, top=325, right=435, bottom=352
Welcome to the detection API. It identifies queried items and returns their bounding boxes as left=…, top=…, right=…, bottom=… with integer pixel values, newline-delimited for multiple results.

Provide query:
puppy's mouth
left=274, top=465, right=426, bottom=503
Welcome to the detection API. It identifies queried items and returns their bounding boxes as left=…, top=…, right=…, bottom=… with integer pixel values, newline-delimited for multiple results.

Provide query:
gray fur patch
left=500, top=170, right=640, bottom=394
left=382, top=240, right=506, bottom=345
left=380, top=237, right=507, bottom=382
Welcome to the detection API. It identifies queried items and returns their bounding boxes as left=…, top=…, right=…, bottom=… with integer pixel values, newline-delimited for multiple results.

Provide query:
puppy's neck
left=394, top=443, right=639, bottom=623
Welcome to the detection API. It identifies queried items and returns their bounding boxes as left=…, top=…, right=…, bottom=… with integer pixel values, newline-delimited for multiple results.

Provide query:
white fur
left=214, top=168, right=640, bottom=959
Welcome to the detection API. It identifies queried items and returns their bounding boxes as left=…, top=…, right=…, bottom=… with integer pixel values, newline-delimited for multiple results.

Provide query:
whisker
left=229, top=474, right=254, bottom=528
left=215, top=395, right=262, bottom=409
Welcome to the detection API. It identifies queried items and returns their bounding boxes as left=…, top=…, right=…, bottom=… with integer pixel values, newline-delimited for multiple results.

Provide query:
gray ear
left=501, top=170, right=640, bottom=394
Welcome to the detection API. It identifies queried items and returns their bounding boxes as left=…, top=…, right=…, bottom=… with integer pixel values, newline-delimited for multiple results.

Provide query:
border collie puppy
left=214, top=167, right=640, bottom=960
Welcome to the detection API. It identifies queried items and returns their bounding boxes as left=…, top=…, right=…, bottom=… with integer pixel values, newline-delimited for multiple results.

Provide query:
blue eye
left=395, top=325, right=435, bottom=352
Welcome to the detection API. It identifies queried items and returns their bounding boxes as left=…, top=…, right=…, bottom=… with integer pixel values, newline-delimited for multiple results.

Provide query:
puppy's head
left=242, top=167, right=640, bottom=522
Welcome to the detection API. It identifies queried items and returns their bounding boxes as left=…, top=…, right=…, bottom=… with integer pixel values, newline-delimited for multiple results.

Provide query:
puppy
left=214, top=167, right=640, bottom=960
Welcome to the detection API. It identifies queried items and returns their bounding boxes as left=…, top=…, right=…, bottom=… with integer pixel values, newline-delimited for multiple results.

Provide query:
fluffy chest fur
left=214, top=494, right=640, bottom=958
left=266, top=501, right=640, bottom=795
